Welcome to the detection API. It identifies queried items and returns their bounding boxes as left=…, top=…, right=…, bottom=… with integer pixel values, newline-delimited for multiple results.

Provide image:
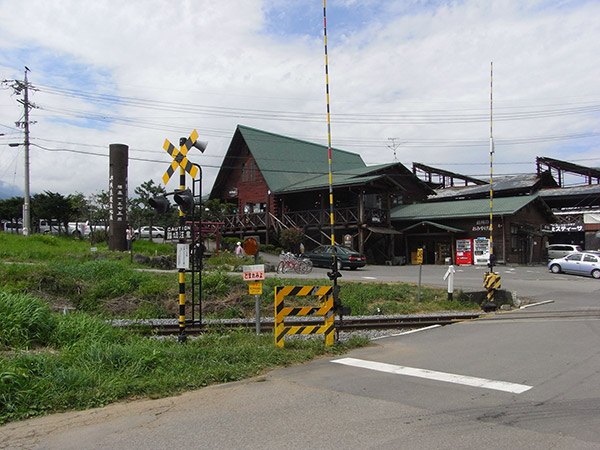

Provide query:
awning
left=399, top=220, right=464, bottom=234
left=365, top=226, right=403, bottom=235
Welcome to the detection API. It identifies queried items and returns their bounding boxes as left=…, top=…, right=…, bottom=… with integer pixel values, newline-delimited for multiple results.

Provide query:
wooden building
left=391, top=195, right=555, bottom=265
left=209, top=125, right=434, bottom=262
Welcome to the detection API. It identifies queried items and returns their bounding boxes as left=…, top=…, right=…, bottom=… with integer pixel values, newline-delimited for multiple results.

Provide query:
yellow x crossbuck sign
left=162, top=129, right=200, bottom=185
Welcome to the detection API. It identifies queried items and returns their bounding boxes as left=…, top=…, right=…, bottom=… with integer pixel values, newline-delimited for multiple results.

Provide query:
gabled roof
left=277, top=162, right=434, bottom=194
left=391, top=194, right=552, bottom=221
left=237, top=125, right=366, bottom=192
left=210, top=125, right=434, bottom=197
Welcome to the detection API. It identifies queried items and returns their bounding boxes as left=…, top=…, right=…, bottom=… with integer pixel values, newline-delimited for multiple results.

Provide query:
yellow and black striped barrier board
left=274, top=286, right=334, bottom=347
left=483, top=272, right=501, bottom=290
left=162, top=129, right=200, bottom=184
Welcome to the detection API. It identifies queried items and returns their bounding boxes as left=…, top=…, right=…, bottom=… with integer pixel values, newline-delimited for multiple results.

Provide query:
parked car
left=135, top=226, right=165, bottom=239
left=303, top=245, right=366, bottom=270
left=39, top=219, right=66, bottom=235
left=68, top=221, right=90, bottom=237
left=2, top=221, right=22, bottom=233
left=548, top=252, right=600, bottom=279
left=547, top=244, right=583, bottom=261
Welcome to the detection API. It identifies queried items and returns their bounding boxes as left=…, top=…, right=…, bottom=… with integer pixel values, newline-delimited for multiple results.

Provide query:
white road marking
left=371, top=325, right=441, bottom=341
left=331, top=357, right=532, bottom=394
left=520, top=300, right=555, bottom=309
left=361, top=276, right=377, bottom=280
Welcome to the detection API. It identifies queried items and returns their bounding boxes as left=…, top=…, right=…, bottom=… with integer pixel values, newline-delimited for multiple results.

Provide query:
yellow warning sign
left=416, top=248, right=423, bottom=264
left=248, top=281, right=263, bottom=295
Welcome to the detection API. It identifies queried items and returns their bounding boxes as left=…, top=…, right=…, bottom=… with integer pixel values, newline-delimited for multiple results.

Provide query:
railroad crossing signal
left=162, top=129, right=206, bottom=184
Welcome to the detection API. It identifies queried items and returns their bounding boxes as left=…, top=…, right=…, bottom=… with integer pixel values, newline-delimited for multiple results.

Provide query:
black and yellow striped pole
left=177, top=138, right=187, bottom=343
left=484, top=62, right=499, bottom=312
left=489, top=61, right=494, bottom=274
left=322, top=0, right=342, bottom=316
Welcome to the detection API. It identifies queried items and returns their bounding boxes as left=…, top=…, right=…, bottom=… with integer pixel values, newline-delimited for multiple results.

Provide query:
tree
left=31, top=191, right=76, bottom=232
left=130, top=179, right=169, bottom=229
left=89, top=190, right=110, bottom=224
left=202, top=199, right=236, bottom=223
left=69, top=192, right=90, bottom=221
left=0, top=197, right=24, bottom=222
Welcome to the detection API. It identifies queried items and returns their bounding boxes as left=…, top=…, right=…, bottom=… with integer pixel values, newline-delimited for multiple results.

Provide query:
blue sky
left=262, top=0, right=394, bottom=38
left=1, top=0, right=600, bottom=197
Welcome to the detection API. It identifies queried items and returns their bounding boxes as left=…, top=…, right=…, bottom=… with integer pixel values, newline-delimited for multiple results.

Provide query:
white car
left=135, top=226, right=164, bottom=239
left=548, top=252, right=600, bottom=279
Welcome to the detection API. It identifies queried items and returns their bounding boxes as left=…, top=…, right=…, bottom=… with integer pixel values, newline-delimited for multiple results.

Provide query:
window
left=241, top=161, right=256, bottom=182
left=566, top=253, right=582, bottom=261
left=583, top=254, right=598, bottom=263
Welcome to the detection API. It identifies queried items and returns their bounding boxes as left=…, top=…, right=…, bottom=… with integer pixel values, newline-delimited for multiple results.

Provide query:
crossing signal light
left=173, top=189, right=194, bottom=214
left=149, top=195, right=170, bottom=214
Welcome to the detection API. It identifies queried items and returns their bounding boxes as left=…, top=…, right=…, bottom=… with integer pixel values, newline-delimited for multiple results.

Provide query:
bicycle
left=277, top=252, right=313, bottom=274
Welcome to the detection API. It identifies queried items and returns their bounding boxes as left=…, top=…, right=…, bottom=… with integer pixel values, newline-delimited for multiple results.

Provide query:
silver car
left=135, top=226, right=164, bottom=239
left=548, top=252, right=600, bottom=279
left=547, top=244, right=582, bottom=260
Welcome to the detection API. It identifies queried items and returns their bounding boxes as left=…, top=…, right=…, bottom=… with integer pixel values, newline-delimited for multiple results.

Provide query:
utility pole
left=3, top=67, right=36, bottom=236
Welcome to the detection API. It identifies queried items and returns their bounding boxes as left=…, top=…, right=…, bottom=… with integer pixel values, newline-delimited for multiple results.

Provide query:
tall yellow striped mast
left=323, top=0, right=335, bottom=248
left=322, top=0, right=340, bottom=282
left=489, top=62, right=495, bottom=272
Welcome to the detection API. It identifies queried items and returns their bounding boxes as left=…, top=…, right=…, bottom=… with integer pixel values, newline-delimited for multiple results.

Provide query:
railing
left=223, top=212, right=268, bottom=229
left=221, top=206, right=388, bottom=233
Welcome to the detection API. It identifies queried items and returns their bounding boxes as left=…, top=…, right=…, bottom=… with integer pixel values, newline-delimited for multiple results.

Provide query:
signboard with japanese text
left=177, top=243, right=190, bottom=270
left=248, top=282, right=263, bottom=295
left=243, top=264, right=265, bottom=281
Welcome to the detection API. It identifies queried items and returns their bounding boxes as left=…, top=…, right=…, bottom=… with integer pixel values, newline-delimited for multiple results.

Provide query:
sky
left=1, top=0, right=600, bottom=201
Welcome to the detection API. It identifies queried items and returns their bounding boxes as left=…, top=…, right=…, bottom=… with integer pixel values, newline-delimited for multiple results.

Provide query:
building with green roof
left=209, top=125, right=433, bottom=262
left=391, top=194, right=555, bottom=265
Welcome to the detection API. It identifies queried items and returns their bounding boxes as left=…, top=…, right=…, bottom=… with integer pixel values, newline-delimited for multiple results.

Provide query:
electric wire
left=35, top=83, right=600, bottom=124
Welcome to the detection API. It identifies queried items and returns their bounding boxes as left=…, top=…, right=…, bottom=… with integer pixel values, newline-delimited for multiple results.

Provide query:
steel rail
left=123, top=313, right=482, bottom=336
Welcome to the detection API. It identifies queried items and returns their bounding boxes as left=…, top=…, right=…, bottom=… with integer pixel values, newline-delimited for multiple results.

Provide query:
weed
left=0, top=291, right=55, bottom=350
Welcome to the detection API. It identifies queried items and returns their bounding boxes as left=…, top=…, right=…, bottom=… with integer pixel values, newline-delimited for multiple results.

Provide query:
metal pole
left=323, top=0, right=342, bottom=319
left=22, top=68, right=31, bottom=237
left=255, top=294, right=261, bottom=335
left=489, top=61, right=494, bottom=274
left=178, top=138, right=187, bottom=343
left=417, top=263, right=422, bottom=303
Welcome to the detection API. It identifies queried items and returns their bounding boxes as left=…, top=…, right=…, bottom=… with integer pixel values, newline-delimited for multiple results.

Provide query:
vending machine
left=473, top=237, right=491, bottom=265
left=456, top=239, right=473, bottom=265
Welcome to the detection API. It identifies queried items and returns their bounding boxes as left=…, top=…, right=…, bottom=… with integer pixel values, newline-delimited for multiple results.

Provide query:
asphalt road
left=2, top=263, right=600, bottom=449
left=266, top=257, right=600, bottom=306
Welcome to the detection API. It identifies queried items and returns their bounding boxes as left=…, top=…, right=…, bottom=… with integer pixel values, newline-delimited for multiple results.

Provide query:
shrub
left=202, top=270, right=233, bottom=297
left=278, top=228, right=305, bottom=253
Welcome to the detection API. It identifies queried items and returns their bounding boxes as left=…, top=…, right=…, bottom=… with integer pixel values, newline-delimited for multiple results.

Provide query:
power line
left=36, top=82, right=600, bottom=125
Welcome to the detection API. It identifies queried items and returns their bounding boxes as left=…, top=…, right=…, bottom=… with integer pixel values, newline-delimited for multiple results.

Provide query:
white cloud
left=1, top=0, right=599, bottom=201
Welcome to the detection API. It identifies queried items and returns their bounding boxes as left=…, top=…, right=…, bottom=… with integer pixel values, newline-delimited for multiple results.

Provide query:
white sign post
left=443, top=265, right=456, bottom=300
left=177, top=243, right=190, bottom=270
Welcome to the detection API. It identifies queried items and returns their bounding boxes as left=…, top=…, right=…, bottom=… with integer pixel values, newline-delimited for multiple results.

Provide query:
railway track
left=481, top=308, right=600, bottom=322
left=121, top=312, right=482, bottom=336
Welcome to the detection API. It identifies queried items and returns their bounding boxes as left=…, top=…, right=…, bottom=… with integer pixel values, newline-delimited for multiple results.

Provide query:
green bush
left=202, top=270, right=234, bottom=297
left=278, top=228, right=305, bottom=253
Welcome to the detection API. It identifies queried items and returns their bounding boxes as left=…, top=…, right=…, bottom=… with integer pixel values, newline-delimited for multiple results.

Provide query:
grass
left=0, top=232, right=480, bottom=424
left=0, top=291, right=368, bottom=424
